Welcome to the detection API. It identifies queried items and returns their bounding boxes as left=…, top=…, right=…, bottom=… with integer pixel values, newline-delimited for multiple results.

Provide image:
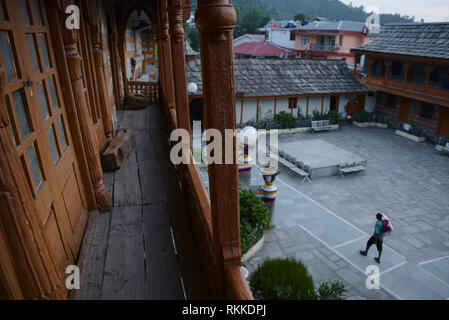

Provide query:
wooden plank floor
left=74, top=105, right=211, bottom=300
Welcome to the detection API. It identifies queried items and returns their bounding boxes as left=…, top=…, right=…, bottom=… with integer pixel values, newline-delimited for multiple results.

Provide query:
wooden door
left=399, top=97, right=410, bottom=122
left=438, top=108, right=449, bottom=137
left=0, top=0, right=88, bottom=281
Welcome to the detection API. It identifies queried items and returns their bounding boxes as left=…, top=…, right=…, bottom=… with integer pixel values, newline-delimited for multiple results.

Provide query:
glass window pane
left=48, top=76, right=59, bottom=111
left=47, top=126, right=59, bottom=163
left=12, top=90, right=32, bottom=139
left=31, top=0, right=42, bottom=26
left=36, top=81, right=49, bottom=120
left=19, top=0, right=30, bottom=25
left=26, top=34, right=40, bottom=74
left=0, top=32, right=18, bottom=82
left=26, top=144, right=43, bottom=189
left=56, top=117, right=67, bottom=150
left=39, top=34, right=51, bottom=70
left=8, top=124, right=16, bottom=146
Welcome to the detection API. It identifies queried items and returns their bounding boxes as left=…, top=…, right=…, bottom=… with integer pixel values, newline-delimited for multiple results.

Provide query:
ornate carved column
left=91, top=25, right=115, bottom=142
left=158, top=0, right=177, bottom=126
left=62, top=29, right=112, bottom=212
left=168, top=0, right=191, bottom=133
left=403, top=62, right=413, bottom=82
left=108, top=9, right=124, bottom=109
left=196, top=0, right=241, bottom=298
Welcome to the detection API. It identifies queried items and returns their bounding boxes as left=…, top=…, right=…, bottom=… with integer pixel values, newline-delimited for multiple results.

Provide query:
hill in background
left=191, top=0, right=415, bottom=24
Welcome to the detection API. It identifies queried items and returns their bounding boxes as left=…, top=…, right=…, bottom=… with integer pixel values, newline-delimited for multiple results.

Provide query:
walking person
left=360, top=213, right=384, bottom=263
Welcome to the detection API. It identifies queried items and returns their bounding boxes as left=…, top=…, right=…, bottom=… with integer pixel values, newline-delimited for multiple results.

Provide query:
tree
left=241, top=5, right=271, bottom=34
left=183, top=22, right=200, bottom=52
left=294, top=12, right=310, bottom=23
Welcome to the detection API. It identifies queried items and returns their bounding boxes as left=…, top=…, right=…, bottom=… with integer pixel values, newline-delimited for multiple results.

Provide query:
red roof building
left=234, top=42, right=295, bottom=58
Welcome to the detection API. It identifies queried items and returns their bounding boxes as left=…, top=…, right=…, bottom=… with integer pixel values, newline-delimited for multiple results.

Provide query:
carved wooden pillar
left=404, top=62, right=413, bottom=83
left=62, top=29, right=112, bottom=212
left=384, top=61, right=392, bottom=79
left=196, top=0, right=240, bottom=298
left=158, top=0, right=177, bottom=126
left=168, top=0, right=191, bottom=133
left=108, top=9, right=124, bottom=109
left=91, top=25, right=115, bottom=142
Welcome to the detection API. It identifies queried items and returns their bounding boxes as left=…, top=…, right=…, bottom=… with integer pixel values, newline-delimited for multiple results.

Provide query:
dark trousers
left=366, top=235, right=383, bottom=252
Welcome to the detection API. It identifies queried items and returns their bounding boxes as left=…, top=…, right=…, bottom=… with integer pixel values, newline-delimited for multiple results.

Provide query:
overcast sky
left=340, top=0, right=449, bottom=22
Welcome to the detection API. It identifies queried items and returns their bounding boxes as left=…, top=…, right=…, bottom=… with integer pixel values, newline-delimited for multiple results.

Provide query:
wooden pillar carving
left=384, top=61, right=392, bottom=79
left=108, top=10, right=124, bottom=109
left=62, top=29, right=112, bottom=212
left=91, top=25, right=115, bottom=141
left=168, top=0, right=191, bottom=133
left=404, top=62, right=413, bottom=83
left=196, top=0, right=241, bottom=299
left=158, top=0, right=177, bottom=125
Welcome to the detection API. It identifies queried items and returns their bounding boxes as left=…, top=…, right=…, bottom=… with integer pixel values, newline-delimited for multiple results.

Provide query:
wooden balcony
left=360, top=75, right=449, bottom=107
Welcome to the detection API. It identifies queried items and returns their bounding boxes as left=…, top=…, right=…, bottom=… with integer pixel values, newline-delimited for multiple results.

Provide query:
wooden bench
left=311, top=120, right=332, bottom=132
left=338, top=165, right=367, bottom=178
left=278, top=157, right=311, bottom=183
left=442, top=143, right=449, bottom=155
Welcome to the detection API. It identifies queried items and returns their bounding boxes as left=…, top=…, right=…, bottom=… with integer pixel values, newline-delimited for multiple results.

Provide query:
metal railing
left=309, top=44, right=338, bottom=52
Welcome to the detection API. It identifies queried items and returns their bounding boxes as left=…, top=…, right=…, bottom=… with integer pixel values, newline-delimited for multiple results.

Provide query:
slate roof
left=352, top=23, right=449, bottom=60
left=234, top=42, right=295, bottom=57
left=234, top=34, right=266, bottom=44
left=295, top=20, right=368, bottom=33
left=186, top=58, right=369, bottom=98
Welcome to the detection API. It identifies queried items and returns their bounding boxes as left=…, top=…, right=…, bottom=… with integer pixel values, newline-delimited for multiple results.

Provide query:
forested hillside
left=190, top=0, right=415, bottom=24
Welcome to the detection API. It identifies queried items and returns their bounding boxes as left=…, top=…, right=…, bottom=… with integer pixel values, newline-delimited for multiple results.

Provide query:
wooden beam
left=62, top=29, right=111, bottom=212
left=240, top=99, right=244, bottom=124
left=306, top=96, right=309, bottom=117
left=321, top=96, right=324, bottom=115
left=274, top=98, right=277, bottom=116
left=256, top=99, right=260, bottom=123
left=168, top=0, right=191, bottom=133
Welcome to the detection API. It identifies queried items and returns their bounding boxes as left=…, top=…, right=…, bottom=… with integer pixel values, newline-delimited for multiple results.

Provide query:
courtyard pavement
left=202, top=125, right=449, bottom=300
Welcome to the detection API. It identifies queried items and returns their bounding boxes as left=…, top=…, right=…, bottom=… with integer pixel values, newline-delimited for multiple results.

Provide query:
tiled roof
left=186, top=58, right=369, bottom=98
left=295, top=20, right=367, bottom=33
left=352, top=23, right=449, bottom=60
left=234, top=34, right=266, bottom=43
left=234, top=42, right=295, bottom=57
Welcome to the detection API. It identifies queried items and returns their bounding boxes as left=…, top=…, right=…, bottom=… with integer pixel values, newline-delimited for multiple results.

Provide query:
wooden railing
left=127, top=81, right=160, bottom=104
left=162, top=95, right=253, bottom=300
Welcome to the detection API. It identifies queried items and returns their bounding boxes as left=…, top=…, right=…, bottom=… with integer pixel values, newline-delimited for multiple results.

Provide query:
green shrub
left=249, top=257, right=347, bottom=300
left=316, top=281, right=346, bottom=300
left=249, top=258, right=315, bottom=300
left=327, top=110, right=340, bottom=125
left=274, top=111, right=295, bottom=129
left=354, top=110, right=372, bottom=123
left=240, top=189, right=271, bottom=255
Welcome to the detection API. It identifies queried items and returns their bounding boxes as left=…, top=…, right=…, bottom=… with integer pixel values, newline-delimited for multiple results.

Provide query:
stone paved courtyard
left=244, top=125, right=449, bottom=300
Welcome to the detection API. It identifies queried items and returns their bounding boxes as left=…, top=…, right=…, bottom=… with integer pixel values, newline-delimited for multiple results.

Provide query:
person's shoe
left=360, top=250, right=367, bottom=256
left=374, top=257, right=381, bottom=264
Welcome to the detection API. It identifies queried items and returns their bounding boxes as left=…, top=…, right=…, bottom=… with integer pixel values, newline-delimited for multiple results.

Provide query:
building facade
left=293, top=20, right=376, bottom=66
left=187, top=58, right=371, bottom=124
left=352, top=23, right=449, bottom=140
